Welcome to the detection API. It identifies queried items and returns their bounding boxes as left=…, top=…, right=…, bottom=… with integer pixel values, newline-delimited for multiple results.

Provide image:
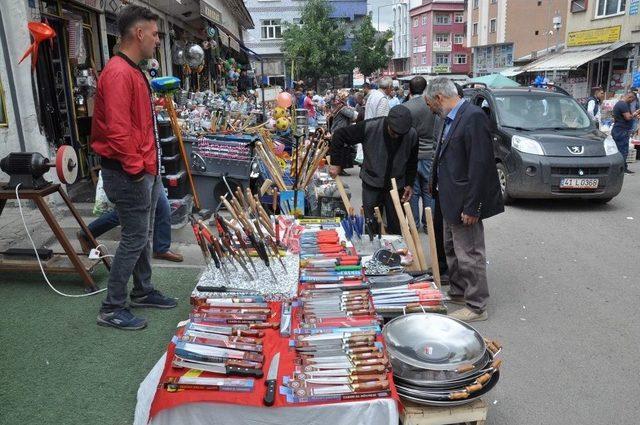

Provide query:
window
left=413, top=18, right=419, bottom=27
left=596, top=0, right=626, bottom=17
left=435, top=14, right=451, bottom=25
left=454, top=54, right=467, bottom=64
left=0, top=79, right=7, bottom=127
left=435, top=53, right=450, bottom=65
left=473, top=22, right=478, bottom=35
left=571, top=0, right=588, bottom=13
left=421, top=54, right=427, bottom=65
left=537, top=0, right=542, bottom=5
left=435, top=33, right=450, bottom=42
left=422, top=15, right=427, bottom=25
left=454, top=34, right=464, bottom=44
left=454, top=13, right=464, bottom=23
left=473, top=0, right=479, bottom=8
left=490, top=19, right=497, bottom=33
left=413, top=37, right=418, bottom=46
left=261, top=19, right=282, bottom=39
left=491, top=0, right=498, bottom=3
left=421, top=35, right=427, bottom=45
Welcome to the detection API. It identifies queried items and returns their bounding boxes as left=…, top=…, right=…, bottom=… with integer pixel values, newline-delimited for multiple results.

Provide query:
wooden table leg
left=33, top=196, right=98, bottom=291
left=57, top=187, right=111, bottom=271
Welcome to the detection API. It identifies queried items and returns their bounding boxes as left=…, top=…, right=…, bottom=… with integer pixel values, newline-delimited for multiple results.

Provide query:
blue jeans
left=612, top=126, right=630, bottom=167
left=411, top=159, right=434, bottom=228
left=88, top=184, right=171, bottom=254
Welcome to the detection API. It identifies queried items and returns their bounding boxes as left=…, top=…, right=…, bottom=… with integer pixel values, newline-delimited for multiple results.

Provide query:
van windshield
left=493, top=94, right=592, bottom=131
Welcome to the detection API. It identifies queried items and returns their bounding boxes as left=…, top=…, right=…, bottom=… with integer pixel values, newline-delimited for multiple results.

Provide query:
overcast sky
left=368, top=0, right=422, bottom=31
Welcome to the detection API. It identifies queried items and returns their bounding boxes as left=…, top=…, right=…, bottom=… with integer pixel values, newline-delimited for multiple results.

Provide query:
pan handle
left=449, top=391, right=469, bottom=400
left=455, top=364, right=475, bottom=373
left=465, top=383, right=483, bottom=394
left=476, top=373, right=492, bottom=385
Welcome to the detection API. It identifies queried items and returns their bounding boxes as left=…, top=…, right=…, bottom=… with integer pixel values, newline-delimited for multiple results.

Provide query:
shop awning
left=517, top=42, right=629, bottom=73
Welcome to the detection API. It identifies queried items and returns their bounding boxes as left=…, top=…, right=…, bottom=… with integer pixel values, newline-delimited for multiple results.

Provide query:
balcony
left=433, top=41, right=452, bottom=52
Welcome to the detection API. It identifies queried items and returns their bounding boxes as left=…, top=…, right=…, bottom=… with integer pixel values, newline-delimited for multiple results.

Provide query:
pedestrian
left=354, top=92, right=366, bottom=122
left=78, top=188, right=184, bottom=262
left=388, top=90, right=400, bottom=109
left=364, top=77, right=393, bottom=120
left=612, top=91, right=640, bottom=174
left=327, top=92, right=358, bottom=176
left=237, top=69, right=252, bottom=93
left=586, top=87, right=604, bottom=127
left=329, top=105, right=418, bottom=234
left=347, top=88, right=357, bottom=108
left=91, top=4, right=177, bottom=330
left=403, top=76, right=436, bottom=232
left=304, top=90, right=317, bottom=127
left=630, top=87, right=639, bottom=135
left=426, top=77, right=503, bottom=322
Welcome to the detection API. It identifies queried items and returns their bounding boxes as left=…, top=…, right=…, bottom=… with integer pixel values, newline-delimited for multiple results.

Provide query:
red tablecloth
left=148, top=302, right=398, bottom=421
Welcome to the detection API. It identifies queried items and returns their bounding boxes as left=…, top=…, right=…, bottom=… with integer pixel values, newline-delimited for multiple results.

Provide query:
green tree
left=281, top=0, right=352, bottom=87
left=351, top=15, right=393, bottom=77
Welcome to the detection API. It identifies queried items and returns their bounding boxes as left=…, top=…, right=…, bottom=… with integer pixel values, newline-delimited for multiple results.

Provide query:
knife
left=263, top=352, right=280, bottom=406
left=173, top=356, right=264, bottom=378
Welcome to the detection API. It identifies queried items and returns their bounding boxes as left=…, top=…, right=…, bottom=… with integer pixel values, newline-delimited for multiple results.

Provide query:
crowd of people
left=327, top=75, right=504, bottom=323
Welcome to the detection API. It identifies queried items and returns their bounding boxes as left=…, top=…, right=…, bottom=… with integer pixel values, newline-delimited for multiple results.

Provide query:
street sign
left=567, top=25, right=621, bottom=47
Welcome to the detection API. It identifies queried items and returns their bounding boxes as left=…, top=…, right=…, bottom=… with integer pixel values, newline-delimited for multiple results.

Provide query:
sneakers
left=97, top=309, right=147, bottom=330
left=445, top=293, right=466, bottom=306
left=448, top=307, right=488, bottom=323
left=130, top=289, right=177, bottom=309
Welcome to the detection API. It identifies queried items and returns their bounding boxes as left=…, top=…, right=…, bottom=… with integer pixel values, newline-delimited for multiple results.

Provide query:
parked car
left=462, top=85, right=625, bottom=204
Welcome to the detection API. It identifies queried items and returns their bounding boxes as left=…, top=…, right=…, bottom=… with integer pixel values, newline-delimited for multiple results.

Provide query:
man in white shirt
left=364, top=77, right=393, bottom=120
left=586, top=87, right=604, bottom=127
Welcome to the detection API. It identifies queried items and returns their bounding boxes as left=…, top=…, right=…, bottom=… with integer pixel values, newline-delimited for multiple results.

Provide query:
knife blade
left=263, top=352, right=280, bottom=406
left=173, top=356, right=264, bottom=378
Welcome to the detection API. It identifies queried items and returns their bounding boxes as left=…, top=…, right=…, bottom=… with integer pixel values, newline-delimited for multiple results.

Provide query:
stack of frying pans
left=382, top=313, right=502, bottom=406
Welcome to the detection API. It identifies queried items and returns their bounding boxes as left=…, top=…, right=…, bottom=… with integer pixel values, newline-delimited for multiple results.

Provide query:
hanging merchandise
left=172, top=41, right=186, bottom=65
left=186, top=44, right=205, bottom=68
left=18, top=22, right=57, bottom=70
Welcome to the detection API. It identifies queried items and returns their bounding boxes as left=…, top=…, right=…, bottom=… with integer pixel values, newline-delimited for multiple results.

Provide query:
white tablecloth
left=134, top=354, right=399, bottom=425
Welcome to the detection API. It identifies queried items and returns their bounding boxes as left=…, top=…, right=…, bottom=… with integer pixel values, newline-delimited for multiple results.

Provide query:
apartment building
left=409, top=0, right=471, bottom=77
left=466, top=0, right=568, bottom=76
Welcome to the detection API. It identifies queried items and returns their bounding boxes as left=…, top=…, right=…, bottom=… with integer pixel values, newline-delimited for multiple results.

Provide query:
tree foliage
left=281, top=0, right=352, bottom=85
left=351, top=15, right=393, bottom=77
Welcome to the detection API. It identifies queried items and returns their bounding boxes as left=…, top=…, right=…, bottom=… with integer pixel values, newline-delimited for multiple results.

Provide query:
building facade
left=514, top=0, right=640, bottom=100
left=389, top=0, right=411, bottom=76
left=409, top=0, right=470, bottom=77
left=466, top=0, right=568, bottom=76
left=243, top=0, right=367, bottom=87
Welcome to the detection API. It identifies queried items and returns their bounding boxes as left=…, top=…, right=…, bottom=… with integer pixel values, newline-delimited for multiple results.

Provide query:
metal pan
left=382, top=313, right=486, bottom=371
left=397, top=370, right=500, bottom=407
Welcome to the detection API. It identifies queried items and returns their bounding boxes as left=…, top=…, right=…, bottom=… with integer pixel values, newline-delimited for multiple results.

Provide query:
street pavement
left=341, top=164, right=640, bottom=425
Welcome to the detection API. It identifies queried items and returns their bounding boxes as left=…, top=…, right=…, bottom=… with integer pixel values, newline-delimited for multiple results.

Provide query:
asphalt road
left=340, top=162, right=640, bottom=425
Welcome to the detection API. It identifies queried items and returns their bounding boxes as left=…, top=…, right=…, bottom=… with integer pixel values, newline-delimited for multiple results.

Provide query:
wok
left=383, top=313, right=486, bottom=371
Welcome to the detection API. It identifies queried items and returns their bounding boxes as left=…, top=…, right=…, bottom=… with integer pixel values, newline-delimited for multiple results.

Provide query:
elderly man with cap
left=329, top=105, right=418, bottom=234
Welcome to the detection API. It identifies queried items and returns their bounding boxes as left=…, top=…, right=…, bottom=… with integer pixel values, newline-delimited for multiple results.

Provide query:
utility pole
left=552, top=11, right=562, bottom=81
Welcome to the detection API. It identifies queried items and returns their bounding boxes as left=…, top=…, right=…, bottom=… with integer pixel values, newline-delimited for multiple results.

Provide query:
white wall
left=0, top=0, right=52, bottom=181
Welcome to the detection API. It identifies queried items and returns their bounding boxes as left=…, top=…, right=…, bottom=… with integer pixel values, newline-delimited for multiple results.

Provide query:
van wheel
left=496, top=163, right=514, bottom=205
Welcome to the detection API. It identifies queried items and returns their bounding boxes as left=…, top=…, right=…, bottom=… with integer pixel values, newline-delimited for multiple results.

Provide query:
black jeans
left=100, top=169, right=161, bottom=312
left=361, top=182, right=401, bottom=235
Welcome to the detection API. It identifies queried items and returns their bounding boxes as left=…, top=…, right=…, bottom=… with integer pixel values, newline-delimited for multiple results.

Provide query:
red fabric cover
left=91, top=55, right=158, bottom=177
left=149, top=302, right=399, bottom=421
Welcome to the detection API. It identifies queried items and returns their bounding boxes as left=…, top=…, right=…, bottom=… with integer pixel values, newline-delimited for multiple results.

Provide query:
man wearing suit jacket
left=426, top=78, right=503, bottom=322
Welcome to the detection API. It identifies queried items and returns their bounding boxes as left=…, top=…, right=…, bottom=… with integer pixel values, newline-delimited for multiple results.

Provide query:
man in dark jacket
left=403, top=76, right=436, bottom=231
left=91, top=5, right=177, bottom=330
left=426, top=77, right=503, bottom=322
left=329, top=106, right=418, bottom=234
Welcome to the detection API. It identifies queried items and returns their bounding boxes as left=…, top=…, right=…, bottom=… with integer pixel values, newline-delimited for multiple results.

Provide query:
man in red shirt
left=91, top=5, right=176, bottom=330
left=303, top=90, right=317, bottom=127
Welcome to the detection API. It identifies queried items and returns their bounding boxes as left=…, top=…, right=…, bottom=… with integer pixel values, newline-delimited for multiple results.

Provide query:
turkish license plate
left=559, top=178, right=599, bottom=189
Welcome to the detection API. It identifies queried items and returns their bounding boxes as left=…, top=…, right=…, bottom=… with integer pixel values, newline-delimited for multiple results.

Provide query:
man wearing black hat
left=329, top=105, right=418, bottom=234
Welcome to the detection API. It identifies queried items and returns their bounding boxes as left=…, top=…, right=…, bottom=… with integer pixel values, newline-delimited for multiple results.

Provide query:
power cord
left=15, top=183, right=106, bottom=297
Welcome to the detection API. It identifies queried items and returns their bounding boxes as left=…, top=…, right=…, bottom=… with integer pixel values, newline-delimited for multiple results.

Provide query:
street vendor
left=328, top=105, right=418, bottom=234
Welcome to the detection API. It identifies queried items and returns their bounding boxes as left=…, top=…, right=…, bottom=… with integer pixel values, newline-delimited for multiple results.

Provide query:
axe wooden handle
left=259, top=179, right=273, bottom=196
left=425, top=207, right=441, bottom=288
left=327, top=156, right=352, bottom=213
left=389, top=178, right=419, bottom=271
left=403, top=202, right=427, bottom=271
left=374, top=207, right=386, bottom=235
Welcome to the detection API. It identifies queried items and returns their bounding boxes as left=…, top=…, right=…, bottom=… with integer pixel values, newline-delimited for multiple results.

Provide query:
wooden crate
left=401, top=398, right=488, bottom=425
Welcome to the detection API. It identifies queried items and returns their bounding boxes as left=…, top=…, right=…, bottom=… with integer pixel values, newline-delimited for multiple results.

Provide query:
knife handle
left=227, top=365, right=264, bottom=379
left=263, top=379, right=276, bottom=406
left=352, top=380, right=389, bottom=392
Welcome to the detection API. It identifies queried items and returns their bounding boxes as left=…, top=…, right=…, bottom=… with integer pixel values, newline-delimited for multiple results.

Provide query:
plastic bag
left=93, top=171, right=114, bottom=215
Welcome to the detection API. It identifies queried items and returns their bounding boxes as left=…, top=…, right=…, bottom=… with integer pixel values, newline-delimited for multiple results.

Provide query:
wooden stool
left=0, top=183, right=110, bottom=291
left=401, top=398, right=488, bottom=425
